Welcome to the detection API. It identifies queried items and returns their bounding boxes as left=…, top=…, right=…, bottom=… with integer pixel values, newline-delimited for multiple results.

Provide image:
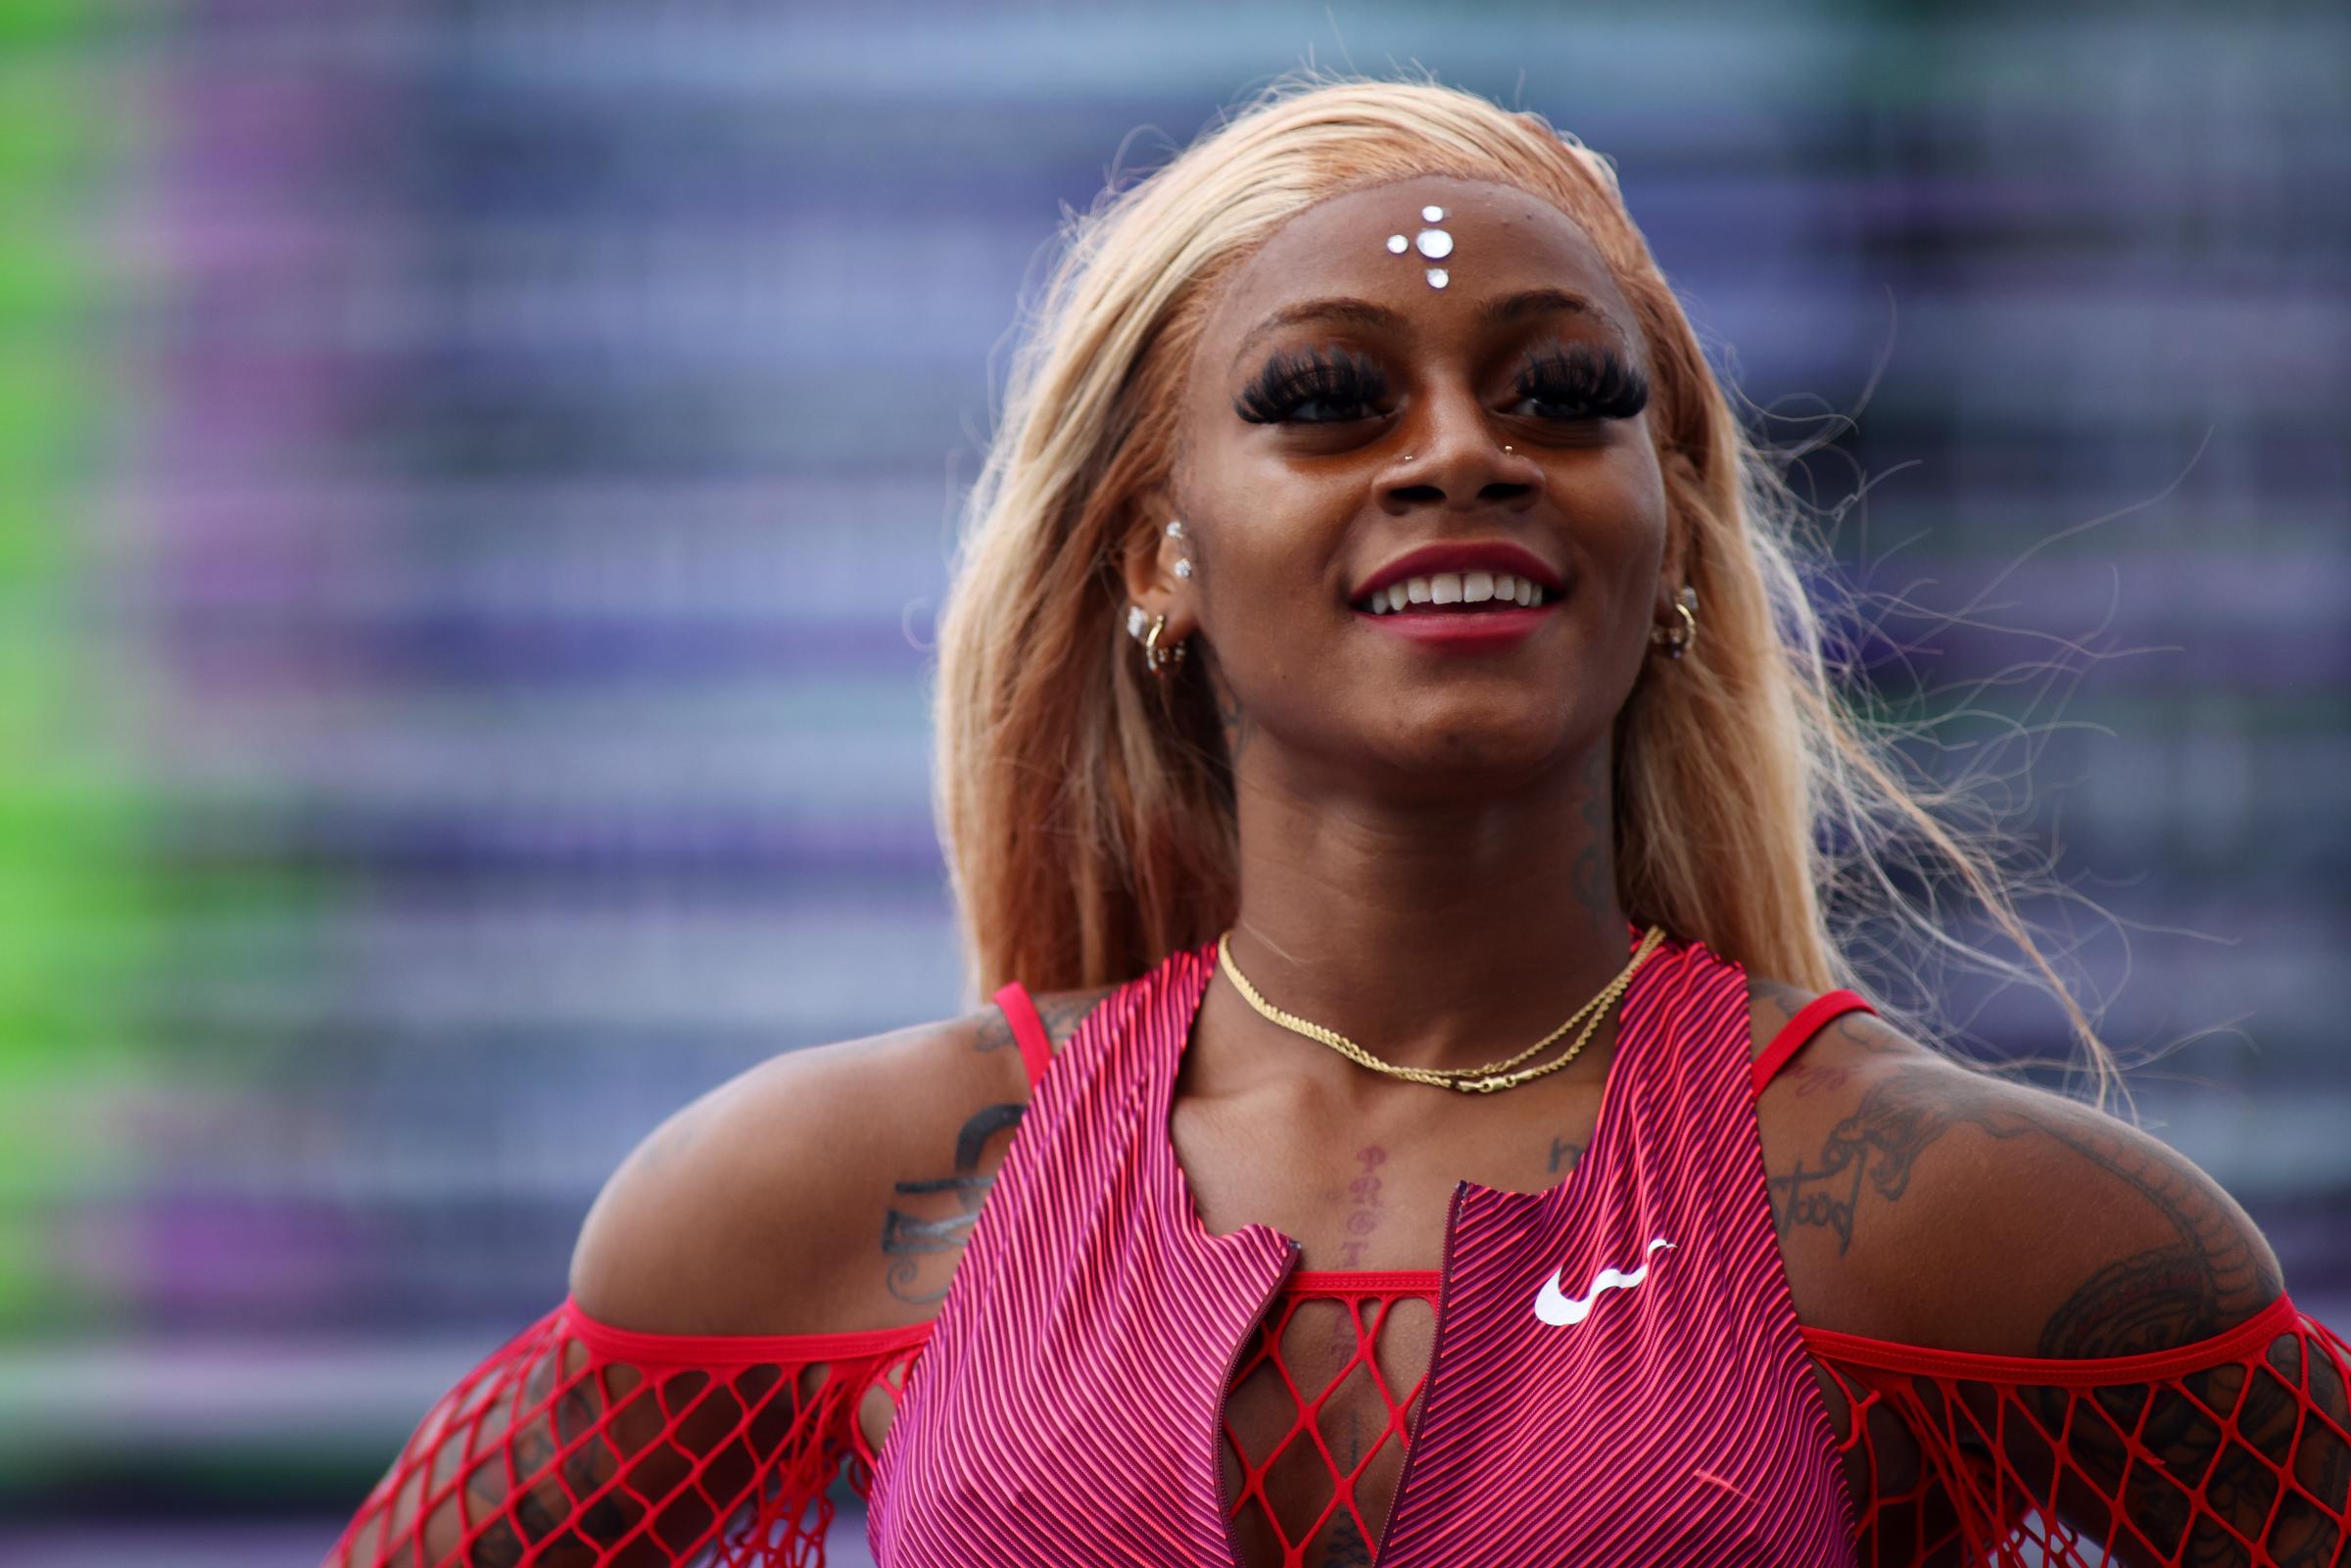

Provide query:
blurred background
left=2, top=2, right=2344, bottom=1563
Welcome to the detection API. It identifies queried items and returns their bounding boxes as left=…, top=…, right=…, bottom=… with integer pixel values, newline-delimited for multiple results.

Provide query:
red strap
left=1751, top=987, right=1877, bottom=1097
left=990, top=979, right=1055, bottom=1093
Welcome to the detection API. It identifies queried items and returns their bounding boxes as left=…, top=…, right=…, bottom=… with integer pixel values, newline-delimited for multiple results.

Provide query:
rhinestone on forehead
left=1387, top=205, right=1454, bottom=290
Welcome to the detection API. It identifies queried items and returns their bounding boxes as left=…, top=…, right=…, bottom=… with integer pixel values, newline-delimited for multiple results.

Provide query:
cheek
left=1564, top=450, right=1669, bottom=578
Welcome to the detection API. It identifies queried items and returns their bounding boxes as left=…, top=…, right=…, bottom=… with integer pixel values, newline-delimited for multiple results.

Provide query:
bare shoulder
left=570, top=984, right=1115, bottom=1339
left=1745, top=975, right=2285, bottom=1357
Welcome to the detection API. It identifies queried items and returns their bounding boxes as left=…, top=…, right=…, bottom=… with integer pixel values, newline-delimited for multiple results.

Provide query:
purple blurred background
left=2, top=3, right=2343, bottom=1562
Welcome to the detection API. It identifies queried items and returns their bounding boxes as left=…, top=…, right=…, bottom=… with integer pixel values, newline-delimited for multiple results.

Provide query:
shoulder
left=1744, top=974, right=2286, bottom=1357
left=569, top=984, right=1115, bottom=1338
left=970, top=983, right=1121, bottom=1061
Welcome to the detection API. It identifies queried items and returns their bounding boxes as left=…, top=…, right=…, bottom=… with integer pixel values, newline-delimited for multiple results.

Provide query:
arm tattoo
left=1772, top=1057, right=2323, bottom=1561
left=970, top=1008, right=1014, bottom=1054
left=1769, top=1064, right=2277, bottom=1332
left=1765, top=1065, right=2022, bottom=1256
left=972, top=989, right=1111, bottom=1055
left=881, top=1102, right=1025, bottom=1304
left=462, top=1355, right=635, bottom=1564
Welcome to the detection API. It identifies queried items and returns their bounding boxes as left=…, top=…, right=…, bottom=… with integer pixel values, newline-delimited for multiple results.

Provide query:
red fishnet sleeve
left=320, top=1298, right=931, bottom=1567
left=1802, top=1294, right=2351, bottom=1567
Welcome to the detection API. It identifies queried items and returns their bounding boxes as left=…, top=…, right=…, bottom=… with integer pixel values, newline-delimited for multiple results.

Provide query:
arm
left=1807, top=1300, right=2351, bottom=1567
left=1758, top=1021, right=2350, bottom=1565
left=320, top=1303, right=923, bottom=1567
left=321, top=1002, right=1042, bottom=1566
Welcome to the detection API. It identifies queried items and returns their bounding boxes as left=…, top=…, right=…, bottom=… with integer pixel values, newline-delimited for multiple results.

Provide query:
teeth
left=1356, top=573, right=1552, bottom=612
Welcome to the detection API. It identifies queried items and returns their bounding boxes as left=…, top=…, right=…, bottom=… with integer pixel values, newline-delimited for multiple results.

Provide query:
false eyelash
left=1233, top=341, right=1653, bottom=427
left=1514, top=342, right=1650, bottom=422
left=1234, top=347, right=1389, bottom=425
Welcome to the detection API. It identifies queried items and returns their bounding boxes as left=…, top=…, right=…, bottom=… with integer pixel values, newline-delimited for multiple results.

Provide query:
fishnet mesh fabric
left=325, top=1297, right=2351, bottom=1566
left=321, top=1305, right=925, bottom=1567
left=1221, top=1282, right=1432, bottom=1564
left=1807, top=1309, right=2351, bottom=1567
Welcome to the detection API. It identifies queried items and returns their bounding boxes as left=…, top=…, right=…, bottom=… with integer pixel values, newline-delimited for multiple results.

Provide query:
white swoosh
left=1533, top=1236, right=1675, bottom=1326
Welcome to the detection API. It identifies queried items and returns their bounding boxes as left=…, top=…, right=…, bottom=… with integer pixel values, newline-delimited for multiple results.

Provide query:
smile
left=1353, top=570, right=1552, bottom=614
left=1354, top=586, right=1560, bottom=650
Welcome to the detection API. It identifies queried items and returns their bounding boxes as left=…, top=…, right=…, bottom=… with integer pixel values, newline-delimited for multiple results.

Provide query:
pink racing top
left=867, top=922, right=1856, bottom=1563
left=323, top=924, right=2351, bottom=1566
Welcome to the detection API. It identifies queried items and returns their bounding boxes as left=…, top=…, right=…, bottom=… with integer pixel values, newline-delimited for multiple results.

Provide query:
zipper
left=1367, top=1179, right=1469, bottom=1566
left=1217, top=1233, right=1302, bottom=1568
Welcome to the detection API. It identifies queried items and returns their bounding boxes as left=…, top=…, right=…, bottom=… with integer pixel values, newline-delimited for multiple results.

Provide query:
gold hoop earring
left=1144, top=613, right=1187, bottom=676
left=1648, top=585, right=1698, bottom=659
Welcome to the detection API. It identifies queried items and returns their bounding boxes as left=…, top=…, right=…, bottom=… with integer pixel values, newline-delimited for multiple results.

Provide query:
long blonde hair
left=931, top=70, right=2126, bottom=1111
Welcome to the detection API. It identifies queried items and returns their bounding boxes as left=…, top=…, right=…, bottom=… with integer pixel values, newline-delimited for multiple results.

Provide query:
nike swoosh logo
left=1533, top=1236, right=1675, bottom=1326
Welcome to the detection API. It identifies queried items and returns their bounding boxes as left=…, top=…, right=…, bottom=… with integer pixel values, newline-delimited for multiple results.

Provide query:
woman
left=322, top=73, right=2350, bottom=1567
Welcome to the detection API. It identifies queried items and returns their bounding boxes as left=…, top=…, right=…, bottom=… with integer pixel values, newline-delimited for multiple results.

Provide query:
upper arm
left=569, top=985, right=1115, bottom=1340
left=1748, top=980, right=2343, bottom=1564
left=569, top=1011, right=1024, bottom=1339
left=1752, top=986, right=2285, bottom=1355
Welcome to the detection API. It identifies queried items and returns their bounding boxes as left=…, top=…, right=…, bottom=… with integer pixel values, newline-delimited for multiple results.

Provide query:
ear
left=1119, top=485, right=1197, bottom=635
left=1654, top=449, right=1698, bottom=622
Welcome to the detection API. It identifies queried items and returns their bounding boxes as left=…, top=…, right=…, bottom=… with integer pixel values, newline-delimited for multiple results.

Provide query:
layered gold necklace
left=1215, top=925, right=1667, bottom=1094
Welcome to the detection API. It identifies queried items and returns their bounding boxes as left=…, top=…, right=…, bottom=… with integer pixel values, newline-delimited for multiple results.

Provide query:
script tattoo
left=880, top=1102, right=1025, bottom=1305
left=1336, top=1144, right=1387, bottom=1269
left=1314, top=1404, right=1378, bottom=1567
left=1769, top=1062, right=2275, bottom=1325
left=1320, top=1508, right=1375, bottom=1567
left=1765, top=1066, right=2026, bottom=1256
left=1548, top=1137, right=1583, bottom=1175
left=1768, top=1033, right=2330, bottom=1563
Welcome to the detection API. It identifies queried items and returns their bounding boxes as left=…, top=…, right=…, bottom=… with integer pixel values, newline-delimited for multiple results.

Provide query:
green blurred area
left=0, top=0, right=160, bottom=1333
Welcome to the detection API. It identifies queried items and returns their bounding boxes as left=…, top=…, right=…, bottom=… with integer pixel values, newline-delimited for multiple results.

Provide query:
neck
left=1213, top=744, right=1641, bottom=1085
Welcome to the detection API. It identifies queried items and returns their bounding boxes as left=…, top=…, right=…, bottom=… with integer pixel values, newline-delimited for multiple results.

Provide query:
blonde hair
left=931, top=70, right=2127, bottom=1112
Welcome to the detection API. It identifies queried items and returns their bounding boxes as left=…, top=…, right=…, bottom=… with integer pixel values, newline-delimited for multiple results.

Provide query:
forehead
left=1206, top=176, right=1641, bottom=368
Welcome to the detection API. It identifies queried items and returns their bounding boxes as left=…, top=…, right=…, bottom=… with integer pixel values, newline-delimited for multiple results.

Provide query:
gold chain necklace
left=1215, top=925, right=1668, bottom=1094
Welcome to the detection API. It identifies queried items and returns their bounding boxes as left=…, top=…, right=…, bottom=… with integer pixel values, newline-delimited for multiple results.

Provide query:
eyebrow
left=1231, top=287, right=1606, bottom=370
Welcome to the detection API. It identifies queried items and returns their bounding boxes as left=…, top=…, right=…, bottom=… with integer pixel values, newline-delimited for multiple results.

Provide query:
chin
left=1365, top=712, right=1577, bottom=790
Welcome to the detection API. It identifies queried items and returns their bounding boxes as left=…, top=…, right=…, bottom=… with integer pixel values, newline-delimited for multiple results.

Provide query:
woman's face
left=1136, top=174, right=1679, bottom=797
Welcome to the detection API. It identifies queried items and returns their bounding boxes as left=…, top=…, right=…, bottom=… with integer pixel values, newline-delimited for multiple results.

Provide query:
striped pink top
left=865, top=922, right=1861, bottom=1564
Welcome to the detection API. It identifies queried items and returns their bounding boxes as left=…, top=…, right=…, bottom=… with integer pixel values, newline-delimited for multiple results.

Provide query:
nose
left=1378, top=381, right=1544, bottom=515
